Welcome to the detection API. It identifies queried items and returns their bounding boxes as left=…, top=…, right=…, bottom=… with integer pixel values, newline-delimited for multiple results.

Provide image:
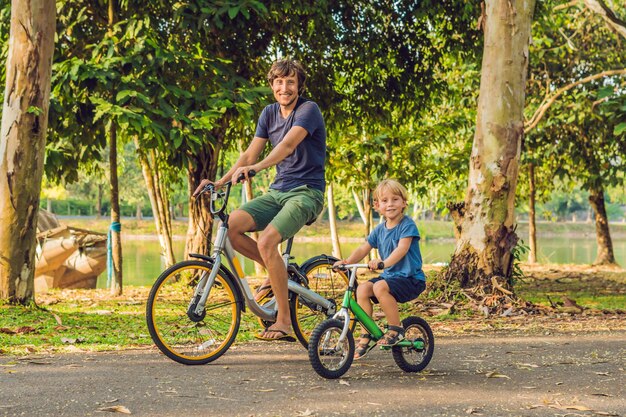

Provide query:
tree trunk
left=528, top=163, right=537, bottom=264
left=108, top=123, right=123, bottom=295
left=327, top=183, right=342, bottom=259
left=153, top=152, right=173, bottom=249
left=0, top=0, right=56, bottom=304
left=96, top=183, right=102, bottom=219
left=135, top=203, right=142, bottom=219
left=107, top=0, right=122, bottom=296
left=352, top=188, right=367, bottom=224
left=134, top=138, right=176, bottom=267
left=361, top=188, right=374, bottom=261
left=588, top=185, right=616, bottom=265
left=185, top=141, right=221, bottom=257
left=445, top=0, right=536, bottom=302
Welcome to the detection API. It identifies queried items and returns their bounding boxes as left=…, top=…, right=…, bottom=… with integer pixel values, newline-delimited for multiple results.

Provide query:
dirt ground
left=1, top=330, right=624, bottom=417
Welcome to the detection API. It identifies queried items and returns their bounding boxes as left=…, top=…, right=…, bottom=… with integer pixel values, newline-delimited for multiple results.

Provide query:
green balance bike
left=308, top=263, right=434, bottom=379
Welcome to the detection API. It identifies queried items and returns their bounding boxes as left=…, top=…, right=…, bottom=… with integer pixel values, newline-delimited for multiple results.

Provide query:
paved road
left=1, top=333, right=624, bottom=417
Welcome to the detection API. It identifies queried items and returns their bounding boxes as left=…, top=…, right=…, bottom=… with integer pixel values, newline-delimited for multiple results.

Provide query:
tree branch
left=524, top=68, right=626, bottom=134
left=554, top=0, right=578, bottom=12
left=584, top=0, right=626, bottom=39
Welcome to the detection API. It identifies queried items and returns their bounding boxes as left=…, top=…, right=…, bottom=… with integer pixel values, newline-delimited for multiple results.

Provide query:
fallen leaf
left=51, top=313, right=63, bottom=326
left=594, top=412, right=619, bottom=416
left=25, top=360, right=52, bottom=365
left=97, top=405, right=131, bottom=414
left=255, top=389, right=275, bottom=392
left=60, top=337, right=85, bottom=344
left=562, top=405, right=592, bottom=411
left=545, top=401, right=593, bottom=411
left=594, top=372, right=610, bottom=376
left=339, top=380, right=350, bottom=386
left=515, top=363, right=539, bottom=369
left=1, top=326, right=36, bottom=335
left=92, top=310, right=112, bottom=315
left=295, top=409, right=314, bottom=417
left=485, top=371, right=510, bottom=379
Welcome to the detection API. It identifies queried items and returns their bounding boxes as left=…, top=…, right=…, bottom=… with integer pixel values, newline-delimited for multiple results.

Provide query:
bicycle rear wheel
left=146, top=260, right=241, bottom=365
left=392, top=316, right=434, bottom=372
left=290, top=256, right=354, bottom=348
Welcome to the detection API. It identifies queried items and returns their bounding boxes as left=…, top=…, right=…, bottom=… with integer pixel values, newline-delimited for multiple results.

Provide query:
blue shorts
left=369, top=277, right=426, bottom=303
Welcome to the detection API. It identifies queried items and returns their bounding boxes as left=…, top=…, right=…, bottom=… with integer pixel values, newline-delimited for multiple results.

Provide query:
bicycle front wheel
left=290, top=256, right=354, bottom=348
left=146, top=260, right=241, bottom=365
left=308, top=318, right=354, bottom=379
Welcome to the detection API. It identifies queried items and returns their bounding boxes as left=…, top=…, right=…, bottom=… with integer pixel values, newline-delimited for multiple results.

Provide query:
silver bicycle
left=146, top=174, right=353, bottom=365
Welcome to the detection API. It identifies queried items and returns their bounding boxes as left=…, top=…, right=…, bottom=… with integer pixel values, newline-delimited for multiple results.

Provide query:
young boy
left=334, top=179, right=426, bottom=359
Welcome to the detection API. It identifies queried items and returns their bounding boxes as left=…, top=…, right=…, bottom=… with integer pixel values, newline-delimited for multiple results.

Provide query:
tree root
left=428, top=269, right=551, bottom=317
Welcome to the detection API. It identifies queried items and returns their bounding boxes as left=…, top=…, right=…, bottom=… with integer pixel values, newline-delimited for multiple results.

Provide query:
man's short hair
left=267, top=59, right=307, bottom=95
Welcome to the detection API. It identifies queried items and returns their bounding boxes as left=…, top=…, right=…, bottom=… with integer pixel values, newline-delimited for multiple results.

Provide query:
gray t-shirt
left=255, top=97, right=326, bottom=192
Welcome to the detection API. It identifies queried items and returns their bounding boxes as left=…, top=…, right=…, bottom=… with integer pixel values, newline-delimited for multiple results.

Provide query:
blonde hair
left=374, top=179, right=409, bottom=202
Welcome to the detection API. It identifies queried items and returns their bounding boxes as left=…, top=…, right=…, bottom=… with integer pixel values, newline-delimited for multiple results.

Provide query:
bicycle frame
left=190, top=182, right=336, bottom=323
left=334, top=264, right=425, bottom=350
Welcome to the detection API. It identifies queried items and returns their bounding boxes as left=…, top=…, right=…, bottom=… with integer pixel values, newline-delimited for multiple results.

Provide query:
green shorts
left=240, top=185, right=324, bottom=240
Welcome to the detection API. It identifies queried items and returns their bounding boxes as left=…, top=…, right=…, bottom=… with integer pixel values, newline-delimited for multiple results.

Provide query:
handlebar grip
left=236, top=169, right=256, bottom=184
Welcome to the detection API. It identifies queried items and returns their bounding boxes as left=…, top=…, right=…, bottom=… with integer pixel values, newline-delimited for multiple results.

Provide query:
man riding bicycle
left=193, top=58, right=326, bottom=341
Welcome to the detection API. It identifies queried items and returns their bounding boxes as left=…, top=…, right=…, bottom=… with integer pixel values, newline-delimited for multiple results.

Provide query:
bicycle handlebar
left=197, top=170, right=257, bottom=216
left=334, top=261, right=385, bottom=271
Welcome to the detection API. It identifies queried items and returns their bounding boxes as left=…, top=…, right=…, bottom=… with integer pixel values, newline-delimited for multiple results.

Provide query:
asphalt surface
left=1, top=333, right=624, bottom=417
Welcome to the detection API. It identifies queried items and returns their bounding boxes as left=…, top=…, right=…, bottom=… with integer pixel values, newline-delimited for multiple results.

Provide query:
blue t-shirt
left=255, top=97, right=326, bottom=192
left=367, top=215, right=426, bottom=281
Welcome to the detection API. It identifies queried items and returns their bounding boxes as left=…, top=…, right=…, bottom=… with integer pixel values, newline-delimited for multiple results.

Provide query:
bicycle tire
left=308, top=318, right=354, bottom=379
left=146, top=260, right=242, bottom=365
left=391, top=316, right=434, bottom=372
left=290, top=256, right=355, bottom=348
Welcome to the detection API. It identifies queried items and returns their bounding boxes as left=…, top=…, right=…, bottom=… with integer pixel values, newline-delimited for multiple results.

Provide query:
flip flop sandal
left=354, top=333, right=374, bottom=360
left=255, top=328, right=296, bottom=342
left=377, top=325, right=405, bottom=347
left=254, top=283, right=273, bottom=301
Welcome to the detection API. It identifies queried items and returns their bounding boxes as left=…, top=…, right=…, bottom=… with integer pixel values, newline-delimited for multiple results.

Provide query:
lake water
left=97, top=237, right=626, bottom=288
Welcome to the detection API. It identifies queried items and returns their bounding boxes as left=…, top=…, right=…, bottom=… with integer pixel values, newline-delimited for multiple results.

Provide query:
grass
left=515, top=266, right=626, bottom=310
left=0, top=288, right=151, bottom=355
